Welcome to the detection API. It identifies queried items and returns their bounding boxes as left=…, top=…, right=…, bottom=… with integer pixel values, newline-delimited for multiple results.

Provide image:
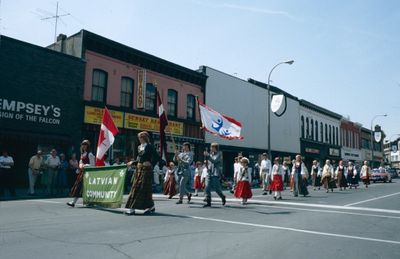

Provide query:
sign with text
left=137, top=69, right=146, bottom=109
left=125, top=113, right=183, bottom=135
left=84, top=106, right=124, bottom=128
left=83, top=165, right=127, bottom=208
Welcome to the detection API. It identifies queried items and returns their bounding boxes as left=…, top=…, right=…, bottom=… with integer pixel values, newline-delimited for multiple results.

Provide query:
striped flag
left=95, top=107, right=119, bottom=166
left=157, top=90, right=168, bottom=160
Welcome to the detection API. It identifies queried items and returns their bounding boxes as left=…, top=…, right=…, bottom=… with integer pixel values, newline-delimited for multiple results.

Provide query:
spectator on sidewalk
left=57, top=154, right=69, bottom=194
left=28, top=150, right=43, bottom=195
left=0, top=150, right=16, bottom=197
left=46, top=149, right=61, bottom=195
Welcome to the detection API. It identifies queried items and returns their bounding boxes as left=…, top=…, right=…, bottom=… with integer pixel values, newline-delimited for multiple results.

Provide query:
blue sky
left=1, top=0, right=399, bottom=140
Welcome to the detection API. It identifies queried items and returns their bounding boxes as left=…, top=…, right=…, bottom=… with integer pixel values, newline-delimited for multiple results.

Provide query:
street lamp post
left=370, top=114, right=387, bottom=168
left=267, top=60, right=294, bottom=159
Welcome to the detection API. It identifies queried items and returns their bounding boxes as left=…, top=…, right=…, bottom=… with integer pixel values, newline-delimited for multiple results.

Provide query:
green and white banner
left=83, top=165, right=127, bottom=208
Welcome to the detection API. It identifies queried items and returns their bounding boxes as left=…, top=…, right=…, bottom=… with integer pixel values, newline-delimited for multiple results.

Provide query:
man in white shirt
left=0, top=150, right=15, bottom=197
left=46, top=149, right=61, bottom=195
left=260, top=153, right=272, bottom=195
left=231, top=157, right=241, bottom=193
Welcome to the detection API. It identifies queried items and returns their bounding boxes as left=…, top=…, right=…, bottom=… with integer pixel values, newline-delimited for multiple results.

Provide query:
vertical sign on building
left=137, top=69, right=146, bottom=109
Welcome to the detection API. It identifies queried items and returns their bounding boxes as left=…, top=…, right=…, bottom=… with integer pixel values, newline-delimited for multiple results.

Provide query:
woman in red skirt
left=193, top=161, right=203, bottom=196
left=271, top=157, right=284, bottom=200
left=163, top=162, right=177, bottom=199
left=234, top=157, right=252, bottom=205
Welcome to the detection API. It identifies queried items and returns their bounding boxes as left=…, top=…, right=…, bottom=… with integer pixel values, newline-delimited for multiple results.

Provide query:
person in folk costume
left=282, top=161, right=290, bottom=190
left=163, top=162, right=178, bottom=199
left=335, top=160, right=348, bottom=191
left=291, top=155, right=309, bottom=197
left=346, top=161, right=358, bottom=189
left=66, top=140, right=95, bottom=207
left=125, top=131, right=160, bottom=214
left=321, top=160, right=336, bottom=193
left=289, top=159, right=296, bottom=192
left=234, top=157, right=253, bottom=205
left=193, top=161, right=203, bottom=196
left=311, top=160, right=322, bottom=190
left=360, top=160, right=371, bottom=188
left=203, top=143, right=226, bottom=207
left=174, top=142, right=193, bottom=204
left=260, top=153, right=272, bottom=195
left=271, top=157, right=284, bottom=200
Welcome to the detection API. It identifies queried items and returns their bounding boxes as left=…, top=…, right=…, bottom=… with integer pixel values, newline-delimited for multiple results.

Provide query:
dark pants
left=0, top=168, right=16, bottom=196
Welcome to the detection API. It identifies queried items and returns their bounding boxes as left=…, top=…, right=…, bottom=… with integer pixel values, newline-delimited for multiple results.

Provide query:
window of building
left=320, top=122, right=323, bottom=142
left=167, top=89, right=178, bottom=117
left=91, top=69, right=107, bottom=102
left=325, top=124, right=328, bottom=142
left=145, top=83, right=156, bottom=113
left=333, top=126, right=336, bottom=145
left=336, top=127, right=339, bottom=146
left=306, top=118, right=309, bottom=138
left=120, top=77, right=134, bottom=108
left=329, top=125, right=332, bottom=144
left=315, top=121, right=319, bottom=142
left=348, top=130, right=351, bottom=148
left=311, top=119, right=314, bottom=140
left=301, top=116, right=304, bottom=138
left=187, top=94, right=195, bottom=120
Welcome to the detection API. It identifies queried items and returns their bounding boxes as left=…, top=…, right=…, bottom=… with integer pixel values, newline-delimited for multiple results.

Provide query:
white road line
left=344, top=192, right=400, bottom=207
left=187, top=215, right=400, bottom=245
left=30, top=199, right=63, bottom=204
left=251, top=204, right=400, bottom=220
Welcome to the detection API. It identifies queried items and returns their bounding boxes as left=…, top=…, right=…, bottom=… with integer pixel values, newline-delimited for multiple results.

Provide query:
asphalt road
left=1, top=180, right=400, bottom=259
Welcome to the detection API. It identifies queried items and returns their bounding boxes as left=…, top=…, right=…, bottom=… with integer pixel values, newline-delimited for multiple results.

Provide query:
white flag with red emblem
left=95, top=107, right=119, bottom=166
left=198, top=100, right=243, bottom=140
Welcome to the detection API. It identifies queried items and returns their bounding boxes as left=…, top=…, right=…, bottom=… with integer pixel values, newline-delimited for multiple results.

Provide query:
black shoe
left=262, top=192, right=267, bottom=195
left=66, top=202, right=75, bottom=207
left=278, top=197, right=282, bottom=200
left=203, top=203, right=211, bottom=208
left=187, top=193, right=192, bottom=203
left=221, top=196, right=226, bottom=206
left=269, top=190, right=272, bottom=195
left=176, top=200, right=183, bottom=204
left=230, top=190, right=234, bottom=194
left=274, top=196, right=277, bottom=200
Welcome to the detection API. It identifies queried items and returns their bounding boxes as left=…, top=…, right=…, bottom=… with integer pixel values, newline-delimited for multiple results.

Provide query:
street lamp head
left=384, top=114, right=388, bottom=117
left=285, top=60, right=294, bottom=65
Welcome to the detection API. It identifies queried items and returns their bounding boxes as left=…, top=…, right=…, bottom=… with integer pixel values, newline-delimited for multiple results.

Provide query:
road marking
left=187, top=215, right=400, bottom=245
left=30, top=199, right=63, bottom=204
left=251, top=204, right=400, bottom=220
left=344, top=192, right=400, bottom=207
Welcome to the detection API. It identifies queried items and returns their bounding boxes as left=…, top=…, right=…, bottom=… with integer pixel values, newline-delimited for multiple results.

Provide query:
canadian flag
left=95, top=107, right=119, bottom=166
left=157, top=90, right=168, bottom=160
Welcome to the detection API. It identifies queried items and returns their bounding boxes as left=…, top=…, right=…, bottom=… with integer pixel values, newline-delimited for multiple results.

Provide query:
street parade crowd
left=0, top=131, right=376, bottom=215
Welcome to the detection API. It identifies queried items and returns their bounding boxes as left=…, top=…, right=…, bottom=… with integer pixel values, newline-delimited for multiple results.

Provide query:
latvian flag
left=95, top=107, right=119, bottom=166
left=198, top=99, right=243, bottom=140
left=157, top=90, right=168, bottom=160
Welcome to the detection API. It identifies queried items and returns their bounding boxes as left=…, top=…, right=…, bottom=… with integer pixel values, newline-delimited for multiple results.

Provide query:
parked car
left=370, top=168, right=391, bottom=183
left=387, top=168, right=398, bottom=178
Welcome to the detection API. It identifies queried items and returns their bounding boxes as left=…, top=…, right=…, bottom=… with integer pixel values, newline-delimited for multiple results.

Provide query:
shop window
left=187, top=94, right=195, bottom=120
left=168, top=89, right=178, bottom=117
left=145, top=83, right=156, bottom=113
left=120, top=77, right=134, bottom=108
left=91, top=69, right=107, bottom=103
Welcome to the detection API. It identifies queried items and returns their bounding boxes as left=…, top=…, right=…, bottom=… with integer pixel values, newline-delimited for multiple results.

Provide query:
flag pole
left=155, top=83, right=177, bottom=151
left=195, top=95, right=209, bottom=167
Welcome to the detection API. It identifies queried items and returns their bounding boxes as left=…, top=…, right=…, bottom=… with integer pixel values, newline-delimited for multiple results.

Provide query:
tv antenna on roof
left=39, top=2, right=70, bottom=45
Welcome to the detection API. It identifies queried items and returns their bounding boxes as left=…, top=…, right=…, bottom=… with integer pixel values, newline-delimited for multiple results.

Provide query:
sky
left=1, top=0, right=399, bottom=140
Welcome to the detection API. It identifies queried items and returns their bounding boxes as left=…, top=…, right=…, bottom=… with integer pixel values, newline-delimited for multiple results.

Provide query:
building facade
left=360, top=126, right=385, bottom=168
left=340, top=118, right=362, bottom=163
left=299, top=100, right=342, bottom=168
left=0, top=36, right=85, bottom=186
left=51, top=30, right=207, bottom=161
left=200, top=66, right=300, bottom=177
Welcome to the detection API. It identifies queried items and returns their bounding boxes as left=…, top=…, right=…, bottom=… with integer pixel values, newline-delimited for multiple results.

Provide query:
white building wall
left=202, top=66, right=300, bottom=154
left=299, top=106, right=341, bottom=145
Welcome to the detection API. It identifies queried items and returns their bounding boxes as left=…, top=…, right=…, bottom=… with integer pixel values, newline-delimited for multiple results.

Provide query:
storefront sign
left=137, top=69, right=146, bottom=109
left=125, top=113, right=183, bottom=135
left=84, top=106, right=124, bottom=128
left=0, top=98, right=62, bottom=125
left=374, top=131, right=382, bottom=143
left=305, top=148, right=320, bottom=154
left=83, top=165, right=126, bottom=207
left=329, top=148, right=340, bottom=157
